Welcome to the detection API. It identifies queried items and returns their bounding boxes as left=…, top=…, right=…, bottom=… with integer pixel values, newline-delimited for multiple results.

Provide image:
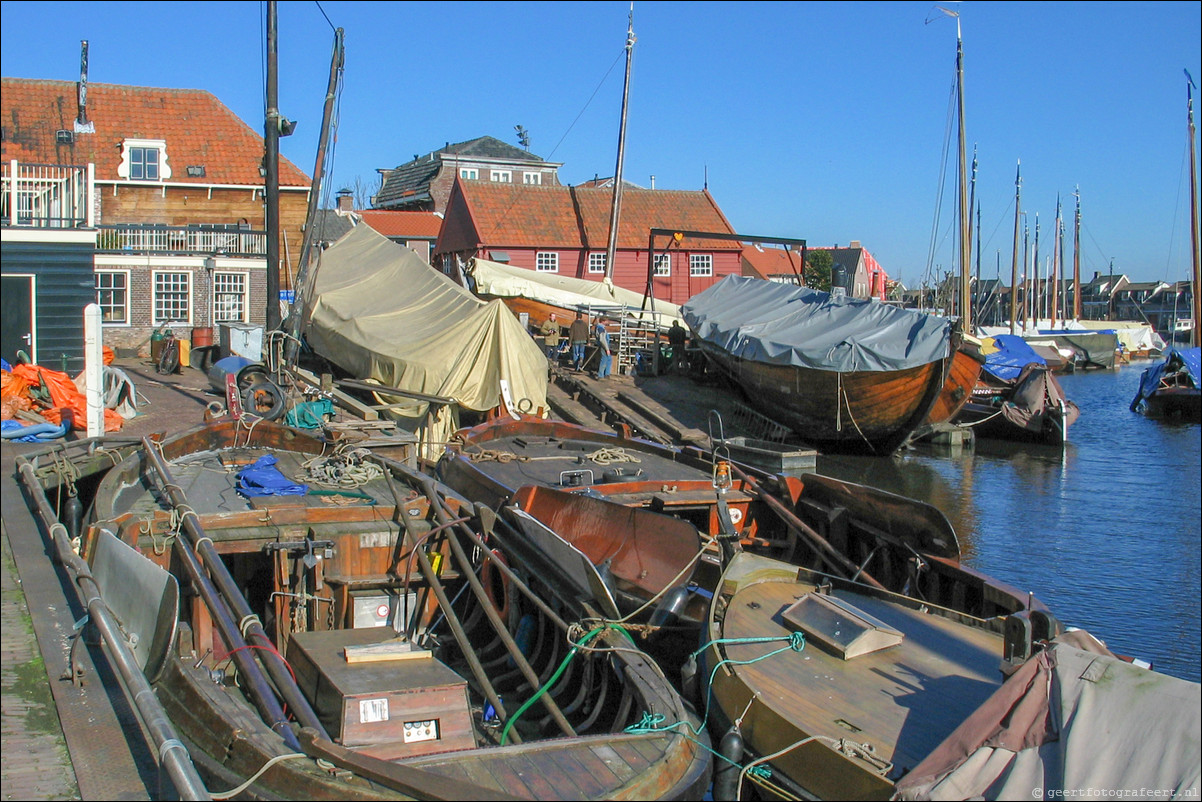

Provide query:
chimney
left=336, top=188, right=353, bottom=213
left=74, top=40, right=95, bottom=134
left=850, top=240, right=861, bottom=249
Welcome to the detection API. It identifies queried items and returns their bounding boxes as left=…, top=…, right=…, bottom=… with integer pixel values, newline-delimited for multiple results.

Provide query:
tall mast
left=1188, top=71, right=1200, bottom=348
left=265, top=0, right=281, bottom=333
left=955, top=15, right=972, bottom=329
left=1051, top=195, right=1061, bottom=329
left=1010, top=161, right=1022, bottom=334
left=1073, top=187, right=1081, bottom=321
left=603, top=5, right=635, bottom=285
left=1033, top=214, right=1041, bottom=324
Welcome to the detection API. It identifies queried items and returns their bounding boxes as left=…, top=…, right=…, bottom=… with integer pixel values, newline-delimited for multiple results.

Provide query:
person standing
left=668, top=319, right=687, bottom=372
left=569, top=312, right=589, bottom=371
left=539, top=313, right=562, bottom=360
left=594, top=319, right=612, bottom=379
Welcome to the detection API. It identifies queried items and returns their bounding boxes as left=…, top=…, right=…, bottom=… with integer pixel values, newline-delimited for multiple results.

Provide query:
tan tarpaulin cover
left=893, top=631, right=1201, bottom=800
left=300, top=226, right=548, bottom=452
left=468, top=258, right=683, bottom=329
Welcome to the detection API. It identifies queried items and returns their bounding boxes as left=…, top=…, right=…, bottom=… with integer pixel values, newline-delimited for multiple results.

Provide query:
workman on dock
left=569, top=312, right=590, bottom=371
left=594, top=319, right=613, bottom=379
left=539, top=314, right=562, bottom=360
left=669, top=319, right=687, bottom=372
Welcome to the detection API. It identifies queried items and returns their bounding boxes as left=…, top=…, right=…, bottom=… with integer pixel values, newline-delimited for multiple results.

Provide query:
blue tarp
left=1, top=418, right=69, bottom=442
left=235, top=455, right=308, bottom=498
left=1132, top=347, right=1202, bottom=410
left=982, top=334, right=1047, bottom=382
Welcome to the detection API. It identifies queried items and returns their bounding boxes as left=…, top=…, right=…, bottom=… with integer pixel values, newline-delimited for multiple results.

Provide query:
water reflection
left=816, top=363, right=1200, bottom=682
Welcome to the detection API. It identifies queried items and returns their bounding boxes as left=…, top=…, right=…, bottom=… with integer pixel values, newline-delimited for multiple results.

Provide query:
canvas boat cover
left=1131, top=347, right=1202, bottom=410
left=980, top=334, right=1047, bottom=382
left=468, top=258, right=683, bottom=329
left=299, top=226, right=548, bottom=441
left=893, top=631, right=1201, bottom=801
left=1074, top=320, right=1166, bottom=353
left=682, top=275, right=952, bottom=372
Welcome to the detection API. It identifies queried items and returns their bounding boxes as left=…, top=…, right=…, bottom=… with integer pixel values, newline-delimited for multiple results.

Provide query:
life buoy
left=480, top=549, right=511, bottom=619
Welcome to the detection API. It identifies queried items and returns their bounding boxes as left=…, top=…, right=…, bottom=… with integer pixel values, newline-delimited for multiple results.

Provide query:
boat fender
left=508, top=614, right=537, bottom=668
left=713, top=725, right=746, bottom=801
left=63, top=495, right=83, bottom=541
left=648, top=585, right=691, bottom=631
left=680, top=653, right=699, bottom=701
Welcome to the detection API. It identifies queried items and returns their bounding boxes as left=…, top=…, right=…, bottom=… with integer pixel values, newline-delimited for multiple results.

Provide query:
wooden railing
left=1, top=161, right=92, bottom=228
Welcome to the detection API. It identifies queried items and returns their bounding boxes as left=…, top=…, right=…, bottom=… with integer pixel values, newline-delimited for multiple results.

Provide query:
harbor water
left=818, top=361, right=1201, bottom=683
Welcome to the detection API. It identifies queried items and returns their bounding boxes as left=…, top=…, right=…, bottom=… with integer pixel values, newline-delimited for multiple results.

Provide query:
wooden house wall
left=1, top=241, right=95, bottom=373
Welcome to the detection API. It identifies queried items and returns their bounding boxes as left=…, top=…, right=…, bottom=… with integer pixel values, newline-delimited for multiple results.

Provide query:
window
left=654, top=254, right=672, bottom=277
left=212, top=272, right=248, bottom=323
left=131, top=147, right=160, bottom=180
left=153, top=271, right=191, bottom=324
left=690, top=254, right=713, bottom=277
left=588, top=253, right=607, bottom=274
left=459, top=168, right=478, bottom=180
left=536, top=252, right=559, bottom=273
left=490, top=170, right=512, bottom=183
left=523, top=172, right=542, bottom=185
left=95, top=270, right=129, bottom=324
left=119, top=138, right=171, bottom=181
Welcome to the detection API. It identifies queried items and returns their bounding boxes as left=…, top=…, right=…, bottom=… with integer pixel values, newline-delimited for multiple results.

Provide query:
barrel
left=192, top=326, right=215, bottom=348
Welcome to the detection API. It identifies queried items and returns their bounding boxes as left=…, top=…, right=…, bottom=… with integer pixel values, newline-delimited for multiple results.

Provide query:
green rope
left=623, top=711, right=773, bottom=779
left=499, top=625, right=608, bottom=745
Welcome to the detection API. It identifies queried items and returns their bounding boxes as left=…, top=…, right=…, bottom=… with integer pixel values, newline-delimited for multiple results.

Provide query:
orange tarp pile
left=3, top=363, right=124, bottom=432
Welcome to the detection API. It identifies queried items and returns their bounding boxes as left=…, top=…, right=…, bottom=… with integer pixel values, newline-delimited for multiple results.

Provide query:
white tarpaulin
left=893, top=631, right=1201, bottom=801
left=468, top=258, right=683, bottom=329
left=299, top=226, right=548, bottom=449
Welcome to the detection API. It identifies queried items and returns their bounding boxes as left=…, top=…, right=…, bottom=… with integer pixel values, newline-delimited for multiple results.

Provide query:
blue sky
left=2, top=1, right=1199, bottom=287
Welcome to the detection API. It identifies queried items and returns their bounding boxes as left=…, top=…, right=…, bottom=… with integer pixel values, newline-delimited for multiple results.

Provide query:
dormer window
left=118, top=138, right=172, bottom=182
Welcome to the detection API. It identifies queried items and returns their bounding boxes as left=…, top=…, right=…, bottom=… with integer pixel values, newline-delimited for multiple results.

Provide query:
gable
left=1, top=78, right=309, bottom=186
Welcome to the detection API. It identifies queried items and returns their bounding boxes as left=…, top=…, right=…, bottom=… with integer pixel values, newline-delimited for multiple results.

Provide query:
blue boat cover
left=236, top=455, right=308, bottom=498
left=1132, top=347, right=1202, bottom=409
left=982, top=334, right=1047, bottom=382
left=682, top=275, right=952, bottom=372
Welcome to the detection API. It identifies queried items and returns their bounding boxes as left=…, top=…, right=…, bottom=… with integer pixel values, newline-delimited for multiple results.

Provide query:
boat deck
left=720, top=577, right=1005, bottom=774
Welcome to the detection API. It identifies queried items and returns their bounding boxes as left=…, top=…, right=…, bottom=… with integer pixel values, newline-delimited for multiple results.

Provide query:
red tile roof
left=452, top=181, right=741, bottom=250
left=359, top=210, right=443, bottom=238
left=1, top=78, right=309, bottom=186
left=741, top=244, right=807, bottom=279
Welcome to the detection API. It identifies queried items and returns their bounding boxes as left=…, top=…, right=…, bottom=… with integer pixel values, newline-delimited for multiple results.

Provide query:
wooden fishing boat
left=922, top=337, right=985, bottom=428
left=953, top=335, right=1080, bottom=446
left=682, top=275, right=968, bottom=455
left=1130, top=346, right=1202, bottom=422
left=696, top=551, right=1062, bottom=801
left=438, top=415, right=1042, bottom=624
left=36, top=419, right=710, bottom=800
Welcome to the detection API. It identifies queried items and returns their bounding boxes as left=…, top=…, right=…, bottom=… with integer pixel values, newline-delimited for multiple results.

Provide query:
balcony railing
left=96, top=224, right=267, bottom=257
left=1, top=160, right=93, bottom=228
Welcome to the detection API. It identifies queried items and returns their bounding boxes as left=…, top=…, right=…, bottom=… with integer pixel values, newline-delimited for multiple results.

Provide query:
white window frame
left=152, top=270, right=193, bottom=325
left=654, top=254, right=672, bottom=277
left=536, top=252, right=559, bottom=273
left=212, top=271, right=249, bottom=324
left=490, top=170, right=512, bottom=183
left=522, top=172, right=542, bottom=185
left=118, top=138, right=171, bottom=181
left=588, top=253, right=607, bottom=274
left=95, top=269, right=131, bottom=326
left=459, top=167, right=478, bottom=180
left=689, top=254, right=713, bottom=277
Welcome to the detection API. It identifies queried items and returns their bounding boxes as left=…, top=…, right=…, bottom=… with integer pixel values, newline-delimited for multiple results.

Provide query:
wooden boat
left=682, top=275, right=970, bottom=455
left=1130, top=346, right=1202, bottom=422
left=438, top=415, right=1041, bottom=624
left=922, top=337, right=985, bottom=428
left=30, top=419, right=710, bottom=800
left=697, top=551, right=1074, bottom=801
left=954, top=335, right=1080, bottom=445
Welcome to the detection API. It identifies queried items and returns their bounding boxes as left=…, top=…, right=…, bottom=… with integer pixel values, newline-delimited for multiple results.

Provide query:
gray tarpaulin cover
left=892, top=631, right=1201, bottom=800
left=682, top=275, right=952, bottom=373
left=299, top=225, right=548, bottom=444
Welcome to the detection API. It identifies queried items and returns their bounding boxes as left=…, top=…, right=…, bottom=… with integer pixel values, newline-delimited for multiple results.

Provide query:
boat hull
left=696, top=342, right=949, bottom=455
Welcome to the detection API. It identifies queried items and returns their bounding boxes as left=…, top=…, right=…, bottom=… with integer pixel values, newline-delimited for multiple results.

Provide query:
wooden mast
left=955, top=14, right=972, bottom=330
left=1073, top=187, right=1081, bottom=321
left=1051, top=195, right=1061, bottom=329
left=603, top=5, right=635, bottom=286
left=265, top=0, right=281, bottom=333
left=1188, top=71, right=1200, bottom=348
left=1010, top=161, right=1022, bottom=334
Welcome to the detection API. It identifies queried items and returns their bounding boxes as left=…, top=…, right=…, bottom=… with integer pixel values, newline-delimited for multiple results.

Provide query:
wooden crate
left=287, top=628, right=475, bottom=757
